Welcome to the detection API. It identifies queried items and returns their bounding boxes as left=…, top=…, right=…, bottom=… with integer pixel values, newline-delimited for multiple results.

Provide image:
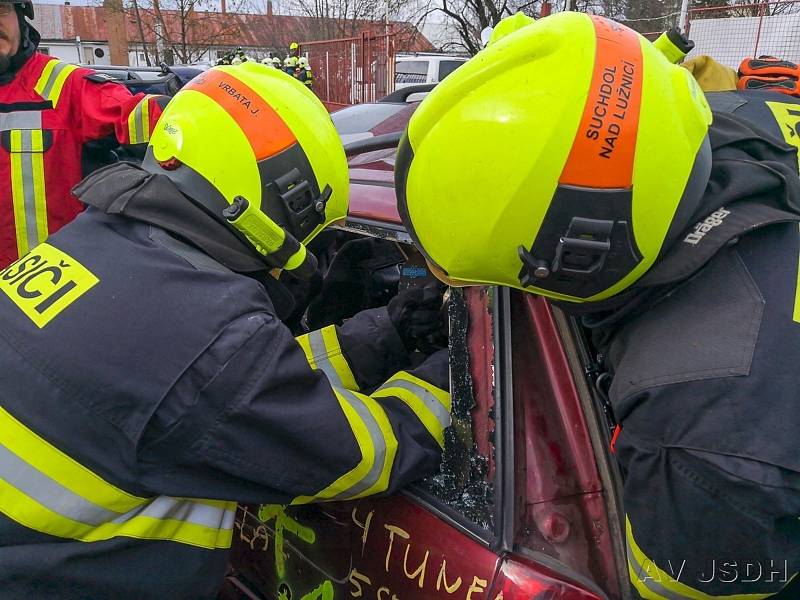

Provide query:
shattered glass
left=416, top=287, right=495, bottom=531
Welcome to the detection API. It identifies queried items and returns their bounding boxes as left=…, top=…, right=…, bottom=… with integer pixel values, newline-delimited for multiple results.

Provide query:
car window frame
left=337, top=217, right=516, bottom=552
left=556, top=309, right=631, bottom=598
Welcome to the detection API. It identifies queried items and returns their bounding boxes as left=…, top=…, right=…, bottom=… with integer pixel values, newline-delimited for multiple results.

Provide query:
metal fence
left=300, top=33, right=396, bottom=110
left=617, top=1, right=800, bottom=66
left=687, top=2, right=800, bottom=68
left=573, top=1, right=800, bottom=68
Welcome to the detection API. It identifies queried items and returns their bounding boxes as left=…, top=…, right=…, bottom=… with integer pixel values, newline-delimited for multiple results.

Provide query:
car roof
left=396, top=53, right=468, bottom=60
left=335, top=98, right=424, bottom=227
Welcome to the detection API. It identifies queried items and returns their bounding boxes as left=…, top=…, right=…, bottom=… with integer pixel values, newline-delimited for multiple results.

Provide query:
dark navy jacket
left=604, top=91, right=800, bottom=599
left=0, top=198, right=449, bottom=599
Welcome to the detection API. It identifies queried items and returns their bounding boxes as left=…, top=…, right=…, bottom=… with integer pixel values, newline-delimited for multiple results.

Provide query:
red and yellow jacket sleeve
left=69, top=73, right=169, bottom=146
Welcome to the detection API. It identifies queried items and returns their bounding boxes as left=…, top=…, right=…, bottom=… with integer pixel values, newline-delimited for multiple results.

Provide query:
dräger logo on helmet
left=683, top=208, right=731, bottom=245
left=217, top=80, right=261, bottom=116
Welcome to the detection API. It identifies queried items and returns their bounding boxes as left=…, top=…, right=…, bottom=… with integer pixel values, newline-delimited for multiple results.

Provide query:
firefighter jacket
left=299, top=67, right=314, bottom=88
left=0, top=168, right=451, bottom=599
left=0, top=50, right=168, bottom=268
left=581, top=96, right=800, bottom=599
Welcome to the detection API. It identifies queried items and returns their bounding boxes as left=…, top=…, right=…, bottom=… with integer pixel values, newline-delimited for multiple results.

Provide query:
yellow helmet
left=143, top=63, right=348, bottom=278
left=488, top=11, right=535, bottom=46
left=395, top=12, right=712, bottom=303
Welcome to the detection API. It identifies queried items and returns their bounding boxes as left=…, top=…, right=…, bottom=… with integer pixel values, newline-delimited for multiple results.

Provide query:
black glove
left=388, top=283, right=448, bottom=355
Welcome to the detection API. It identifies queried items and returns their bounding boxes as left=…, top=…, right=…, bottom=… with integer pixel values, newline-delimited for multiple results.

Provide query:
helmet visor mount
left=517, top=185, right=642, bottom=298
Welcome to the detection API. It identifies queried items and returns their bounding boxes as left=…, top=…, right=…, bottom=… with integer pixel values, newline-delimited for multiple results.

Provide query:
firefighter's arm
left=295, top=307, right=410, bottom=393
left=296, top=286, right=447, bottom=392
left=73, top=73, right=169, bottom=145
left=138, top=311, right=449, bottom=505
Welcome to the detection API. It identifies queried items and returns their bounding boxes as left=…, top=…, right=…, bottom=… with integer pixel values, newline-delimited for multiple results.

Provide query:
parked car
left=220, top=90, right=631, bottom=600
left=83, top=63, right=205, bottom=96
left=395, top=54, right=468, bottom=89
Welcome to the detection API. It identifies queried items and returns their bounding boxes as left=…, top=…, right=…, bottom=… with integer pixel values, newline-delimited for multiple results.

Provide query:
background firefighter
left=0, top=0, right=169, bottom=268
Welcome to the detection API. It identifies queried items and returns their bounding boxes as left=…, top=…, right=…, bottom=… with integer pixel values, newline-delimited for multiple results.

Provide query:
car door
left=222, top=221, right=504, bottom=599
left=507, top=292, right=630, bottom=600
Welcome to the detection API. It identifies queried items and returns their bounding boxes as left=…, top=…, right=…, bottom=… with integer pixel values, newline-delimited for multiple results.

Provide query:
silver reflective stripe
left=112, top=496, right=234, bottom=530
left=308, top=330, right=344, bottom=388
left=0, top=443, right=122, bottom=525
left=20, top=130, right=35, bottom=152
left=332, top=389, right=387, bottom=500
left=627, top=543, right=685, bottom=600
left=132, top=100, right=145, bottom=143
left=0, top=439, right=234, bottom=536
left=19, top=132, right=40, bottom=248
left=41, top=61, right=69, bottom=100
left=379, top=379, right=450, bottom=430
left=0, top=111, right=42, bottom=131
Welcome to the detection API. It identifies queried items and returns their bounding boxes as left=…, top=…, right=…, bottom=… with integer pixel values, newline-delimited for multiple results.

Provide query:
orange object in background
left=738, top=56, right=800, bottom=96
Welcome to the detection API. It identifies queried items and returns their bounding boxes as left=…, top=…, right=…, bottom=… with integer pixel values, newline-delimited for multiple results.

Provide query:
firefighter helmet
left=143, top=63, right=348, bottom=278
left=0, top=0, right=33, bottom=19
left=395, top=12, right=712, bottom=303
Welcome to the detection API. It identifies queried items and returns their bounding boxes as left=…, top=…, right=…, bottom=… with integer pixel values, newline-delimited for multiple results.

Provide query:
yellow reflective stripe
left=0, top=477, right=234, bottom=549
left=127, top=103, right=137, bottom=143
left=28, top=128, right=44, bottom=152
left=295, top=333, right=317, bottom=369
left=373, top=371, right=450, bottom=448
left=140, top=94, right=152, bottom=142
left=33, top=59, right=58, bottom=97
left=297, top=326, right=359, bottom=391
left=9, top=128, right=22, bottom=152
left=793, top=224, right=800, bottom=323
left=0, top=406, right=143, bottom=512
left=320, top=326, right=359, bottom=391
left=10, top=133, right=27, bottom=257
left=0, top=407, right=236, bottom=549
left=30, top=131, right=47, bottom=245
left=34, top=61, right=78, bottom=107
left=128, top=94, right=155, bottom=144
left=626, top=516, right=783, bottom=600
left=50, top=63, right=78, bottom=103
left=353, top=390, right=397, bottom=497
left=10, top=130, right=49, bottom=254
left=291, top=391, right=374, bottom=504
left=292, top=388, right=397, bottom=504
left=628, top=559, right=669, bottom=600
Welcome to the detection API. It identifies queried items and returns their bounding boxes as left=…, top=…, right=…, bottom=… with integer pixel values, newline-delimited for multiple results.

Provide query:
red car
left=221, top=87, right=630, bottom=600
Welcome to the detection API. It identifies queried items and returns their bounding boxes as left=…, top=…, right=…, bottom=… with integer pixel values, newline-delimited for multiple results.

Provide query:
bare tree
left=126, top=0, right=254, bottom=65
left=285, top=0, right=430, bottom=40
left=430, top=0, right=545, bottom=55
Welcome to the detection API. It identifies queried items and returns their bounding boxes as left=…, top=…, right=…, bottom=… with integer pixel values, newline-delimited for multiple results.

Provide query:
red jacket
left=0, top=52, right=167, bottom=266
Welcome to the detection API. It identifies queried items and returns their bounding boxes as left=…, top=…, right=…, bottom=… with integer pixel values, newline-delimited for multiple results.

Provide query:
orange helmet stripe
left=184, top=69, right=297, bottom=161
left=559, top=16, right=643, bottom=189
